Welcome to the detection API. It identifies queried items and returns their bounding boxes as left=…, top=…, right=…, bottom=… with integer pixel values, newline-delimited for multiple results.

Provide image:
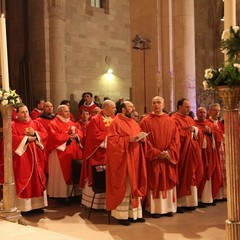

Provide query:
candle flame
left=1, top=14, right=5, bottom=18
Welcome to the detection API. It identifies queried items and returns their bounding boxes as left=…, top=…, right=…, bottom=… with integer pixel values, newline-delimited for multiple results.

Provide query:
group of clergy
left=0, top=94, right=225, bottom=226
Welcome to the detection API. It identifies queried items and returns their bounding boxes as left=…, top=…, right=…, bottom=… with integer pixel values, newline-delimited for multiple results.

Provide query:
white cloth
left=111, top=180, right=142, bottom=220
left=47, top=149, right=73, bottom=198
left=81, top=181, right=106, bottom=209
left=177, top=185, right=198, bottom=207
left=147, top=187, right=177, bottom=214
left=17, top=190, right=48, bottom=212
left=200, top=179, right=213, bottom=203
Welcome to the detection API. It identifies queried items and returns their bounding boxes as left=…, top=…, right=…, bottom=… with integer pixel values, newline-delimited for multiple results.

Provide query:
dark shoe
left=177, top=207, right=184, bottom=213
left=21, top=208, right=44, bottom=216
left=151, top=213, right=161, bottom=218
left=118, top=219, right=131, bottom=226
left=183, top=206, right=196, bottom=211
left=207, top=202, right=217, bottom=206
left=198, top=202, right=207, bottom=208
left=128, top=217, right=145, bottom=223
left=31, top=208, right=44, bottom=214
left=56, top=197, right=71, bottom=205
left=164, top=212, right=174, bottom=217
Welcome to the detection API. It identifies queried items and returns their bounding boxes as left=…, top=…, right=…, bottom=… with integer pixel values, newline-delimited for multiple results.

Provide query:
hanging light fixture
left=132, top=34, right=151, bottom=113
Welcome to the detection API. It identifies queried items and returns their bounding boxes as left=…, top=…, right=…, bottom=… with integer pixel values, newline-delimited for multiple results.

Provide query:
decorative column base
left=0, top=104, right=22, bottom=222
left=226, top=220, right=240, bottom=240
left=0, top=210, right=22, bottom=222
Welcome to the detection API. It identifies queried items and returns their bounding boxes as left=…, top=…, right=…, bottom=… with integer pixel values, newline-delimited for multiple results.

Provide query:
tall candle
left=0, top=14, right=9, bottom=91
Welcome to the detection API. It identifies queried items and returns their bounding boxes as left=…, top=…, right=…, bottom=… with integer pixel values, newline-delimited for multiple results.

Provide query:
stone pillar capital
left=48, top=0, right=66, bottom=19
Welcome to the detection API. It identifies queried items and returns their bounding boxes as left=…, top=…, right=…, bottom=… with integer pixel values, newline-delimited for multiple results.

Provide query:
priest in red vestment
left=106, top=101, right=147, bottom=226
left=47, top=105, right=83, bottom=201
left=0, top=104, right=48, bottom=214
left=206, top=103, right=226, bottom=201
left=30, top=99, right=45, bottom=119
left=195, top=107, right=222, bottom=207
left=36, top=101, right=55, bottom=130
left=78, top=92, right=98, bottom=120
left=140, top=96, right=180, bottom=218
left=171, top=98, right=203, bottom=212
left=75, top=109, right=90, bottom=147
left=79, top=100, right=115, bottom=209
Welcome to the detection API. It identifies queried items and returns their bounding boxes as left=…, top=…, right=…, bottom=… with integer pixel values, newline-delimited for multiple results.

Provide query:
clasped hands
left=24, top=127, right=36, bottom=142
left=157, top=151, right=169, bottom=160
left=67, top=127, right=78, bottom=141
left=203, top=125, right=211, bottom=134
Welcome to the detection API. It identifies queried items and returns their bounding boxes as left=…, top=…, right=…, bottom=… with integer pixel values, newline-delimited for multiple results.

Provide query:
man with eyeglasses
left=140, top=96, right=180, bottom=218
left=206, top=103, right=226, bottom=202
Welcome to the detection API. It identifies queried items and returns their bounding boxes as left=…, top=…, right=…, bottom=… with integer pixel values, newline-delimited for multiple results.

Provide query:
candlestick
left=0, top=14, right=9, bottom=91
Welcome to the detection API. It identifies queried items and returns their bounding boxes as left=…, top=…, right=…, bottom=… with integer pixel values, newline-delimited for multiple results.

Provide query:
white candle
left=0, top=14, right=9, bottom=91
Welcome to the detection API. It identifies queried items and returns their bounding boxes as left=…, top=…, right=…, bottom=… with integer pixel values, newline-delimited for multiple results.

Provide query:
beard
left=125, top=111, right=133, bottom=119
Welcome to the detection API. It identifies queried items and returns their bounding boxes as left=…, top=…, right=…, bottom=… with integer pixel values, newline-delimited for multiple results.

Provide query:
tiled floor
left=1, top=198, right=227, bottom=240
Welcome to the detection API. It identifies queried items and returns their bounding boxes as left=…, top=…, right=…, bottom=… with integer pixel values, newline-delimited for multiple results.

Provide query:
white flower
left=221, top=29, right=231, bottom=40
left=232, top=26, right=240, bottom=33
left=233, top=63, right=240, bottom=72
left=203, top=80, right=210, bottom=90
left=1, top=99, right=8, bottom=106
left=0, top=89, right=20, bottom=106
left=204, top=68, right=213, bottom=79
left=3, top=92, right=10, bottom=97
left=221, top=26, right=240, bottom=40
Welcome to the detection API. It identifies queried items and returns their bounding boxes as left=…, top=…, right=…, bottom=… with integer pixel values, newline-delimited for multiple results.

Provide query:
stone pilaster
left=48, top=0, right=67, bottom=109
left=172, top=0, right=196, bottom=112
left=160, top=0, right=174, bottom=111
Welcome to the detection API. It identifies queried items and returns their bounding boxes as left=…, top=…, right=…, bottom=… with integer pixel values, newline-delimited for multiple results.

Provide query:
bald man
left=140, top=96, right=180, bottom=218
left=106, top=101, right=147, bottom=226
left=36, top=101, right=55, bottom=130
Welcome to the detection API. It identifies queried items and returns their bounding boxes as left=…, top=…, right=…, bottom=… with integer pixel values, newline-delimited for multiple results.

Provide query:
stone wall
left=64, top=0, right=131, bottom=116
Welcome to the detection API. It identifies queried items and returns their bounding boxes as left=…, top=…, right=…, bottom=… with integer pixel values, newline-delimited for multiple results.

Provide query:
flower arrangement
left=221, top=26, right=240, bottom=61
left=0, top=89, right=21, bottom=107
left=203, top=26, right=240, bottom=89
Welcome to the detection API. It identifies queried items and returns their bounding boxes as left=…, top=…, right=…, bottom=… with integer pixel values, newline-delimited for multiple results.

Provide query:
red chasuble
left=195, top=120, right=222, bottom=198
left=78, top=102, right=98, bottom=120
left=10, top=118, right=47, bottom=198
left=171, top=113, right=203, bottom=198
left=47, top=117, right=83, bottom=184
left=140, top=113, right=180, bottom=198
left=205, top=118, right=225, bottom=189
left=36, top=116, right=54, bottom=131
left=79, top=111, right=114, bottom=188
left=30, top=108, right=42, bottom=120
left=106, top=114, right=147, bottom=211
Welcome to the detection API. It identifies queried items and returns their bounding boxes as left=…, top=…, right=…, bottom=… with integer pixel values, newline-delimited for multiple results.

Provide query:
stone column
left=0, top=105, right=21, bottom=221
left=216, top=86, right=240, bottom=240
left=224, top=0, right=236, bottom=30
left=172, top=0, right=196, bottom=112
left=48, top=0, right=67, bottom=109
left=222, top=1, right=239, bottom=239
left=160, top=0, right=174, bottom=112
